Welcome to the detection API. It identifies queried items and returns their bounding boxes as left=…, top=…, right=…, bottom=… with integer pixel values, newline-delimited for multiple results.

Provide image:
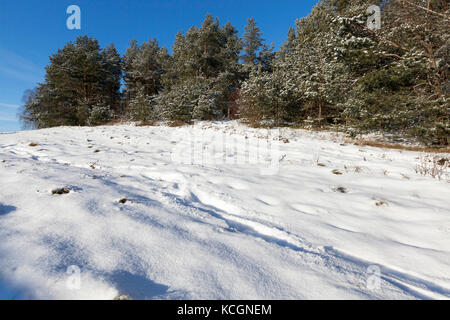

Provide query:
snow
left=0, top=120, right=449, bottom=300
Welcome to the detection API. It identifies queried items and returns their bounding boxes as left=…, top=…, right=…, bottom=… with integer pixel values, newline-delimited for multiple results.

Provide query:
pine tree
left=241, top=2, right=352, bottom=126
left=128, top=85, right=156, bottom=123
left=20, top=36, right=122, bottom=127
left=100, top=43, right=122, bottom=115
left=241, top=18, right=275, bottom=73
left=336, top=0, right=449, bottom=145
left=161, top=14, right=243, bottom=121
left=123, top=39, right=171, bottom=122
left=279, top=26, right=296, bottom=59
left=19, top=5, right=448, bottom=145
left=123, top=40, right=140, bottom=102
left=241, top=18, right=263, bottom=67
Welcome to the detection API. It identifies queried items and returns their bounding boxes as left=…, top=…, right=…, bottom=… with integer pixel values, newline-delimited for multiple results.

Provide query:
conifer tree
left=159, top=14, right=242, bottom=121
left=19, top=5, right=448, bottom=145
left=100, top=43, right=122, bottom=114
left=241, top=18, right=275, bottom=73
left=123, top=39, right=171, bottom=121
left=21, top=36, right=122, bottom=128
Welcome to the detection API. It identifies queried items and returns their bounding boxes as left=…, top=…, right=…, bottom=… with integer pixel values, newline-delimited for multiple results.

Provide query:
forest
left=19, top=0, right=449, bottom=146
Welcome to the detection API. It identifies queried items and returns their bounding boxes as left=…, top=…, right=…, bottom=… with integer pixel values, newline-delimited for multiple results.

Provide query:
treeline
left=20, top=0, right=449, bottom=145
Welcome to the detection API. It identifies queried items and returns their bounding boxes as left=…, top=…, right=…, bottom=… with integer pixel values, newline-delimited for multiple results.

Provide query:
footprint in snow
left=291, top=203, right=320, bottom=216
left=226, top=180, right=249, bottom=191
left=256, top=195, right=280, bottom=206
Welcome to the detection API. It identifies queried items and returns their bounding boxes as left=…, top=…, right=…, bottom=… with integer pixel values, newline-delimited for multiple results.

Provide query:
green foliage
left=161, top=14, right=243, bottom=119
left=19, top=4, right=449, bottom=146
left=238, top=68, right=290, bottom=126
left=155, top=82, right=196, bottom=122
left=170, top=14, right=242, bottom=81
left=88, top=103, right=112, bottom=126
left=123, top=39, right=171, bottom=122
left=338, top=0, right=449, bottom=145
left=156, top=77, right=224, bottom=121
left=123, top=39, right=171, bottom=103
left=21, top=36, right=121, bottom=128
left=241, top=18, right=275, bottom=73
left=239, top=0, right=449, bottom=145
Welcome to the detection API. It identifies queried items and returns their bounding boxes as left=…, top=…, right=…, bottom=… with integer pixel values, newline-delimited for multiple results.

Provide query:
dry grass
left=168, top=120, right=193, bottom=127
left=415, top=155, right=449, bottom=181
left=284, top=123, right=450, bottom=153
left=314, top=153, right=326, bottom=167
left=375, top=200, right=388, bottom=207
left=52, top=188, right=70, bottom=195
left=136, top=121, right=157, bottom=127
left=354, top=139, right=450, bottom=154
left=333, top=186, right=348, bottom=193
left=103, top=119, right=124, bottom=126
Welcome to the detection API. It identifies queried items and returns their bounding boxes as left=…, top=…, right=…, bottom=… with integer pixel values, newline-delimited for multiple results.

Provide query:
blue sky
left=0, top=0, right=318, bottom=132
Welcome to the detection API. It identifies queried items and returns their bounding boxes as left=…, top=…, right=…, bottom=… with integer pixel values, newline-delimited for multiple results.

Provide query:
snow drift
left=0, top=121, right=449, bottom=299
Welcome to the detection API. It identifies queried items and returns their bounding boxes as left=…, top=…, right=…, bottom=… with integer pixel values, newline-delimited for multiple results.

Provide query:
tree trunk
left=318, top=99, right=322, bottom=125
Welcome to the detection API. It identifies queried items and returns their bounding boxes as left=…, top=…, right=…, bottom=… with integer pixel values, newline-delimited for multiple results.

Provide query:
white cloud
left=0, top=48, right=43, bottom=84
left=0, top=102, right=20, bottom=109
left=0, top=116, right=17, bottom=122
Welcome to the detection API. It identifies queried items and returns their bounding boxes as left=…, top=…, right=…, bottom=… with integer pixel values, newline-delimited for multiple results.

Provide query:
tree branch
left=399, top=0, right=450, bottom=20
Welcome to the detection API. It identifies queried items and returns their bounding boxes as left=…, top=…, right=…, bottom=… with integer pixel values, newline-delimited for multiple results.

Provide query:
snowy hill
left=0, top=121, right=449, bottom=300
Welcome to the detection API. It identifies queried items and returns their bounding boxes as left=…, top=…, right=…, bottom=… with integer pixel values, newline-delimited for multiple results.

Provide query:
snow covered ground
left=0, top=121, right=449, bottom=300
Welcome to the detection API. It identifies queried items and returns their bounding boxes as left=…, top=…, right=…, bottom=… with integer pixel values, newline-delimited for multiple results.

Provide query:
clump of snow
left=0, top=121, right=449, bottom=299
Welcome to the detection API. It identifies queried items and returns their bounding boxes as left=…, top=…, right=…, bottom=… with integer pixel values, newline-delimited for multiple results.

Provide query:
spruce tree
left=20, top=36, right=122, bottom=128
left=241, top=18, right=275, bottom=73
left=159, top=14, right=242, bottom=121
left=123, top=39, right=171, bottom=122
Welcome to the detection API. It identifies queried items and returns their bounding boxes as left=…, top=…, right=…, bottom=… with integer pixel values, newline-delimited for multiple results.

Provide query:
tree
left=100, top=43, right=122, bottom=115
left=123, top=39, right=171, bottom=121
left=128, top=85, right=156, bottom=123
left=339, top=0, right=449, bottom=145
left=19, top=6, right=448, bottom=145
left=19, top=87, right=41, bottom=129
left=160, top=14, right=243, bottom=121
left=241, top=18, right=275, bottom=73
left=279, top=26, right=296, bottom=59
left=123, top=39, right=140, bottom=101
left=20, top=36, right=122, bottom=128
left=241, top=2, right=352, bottom=126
